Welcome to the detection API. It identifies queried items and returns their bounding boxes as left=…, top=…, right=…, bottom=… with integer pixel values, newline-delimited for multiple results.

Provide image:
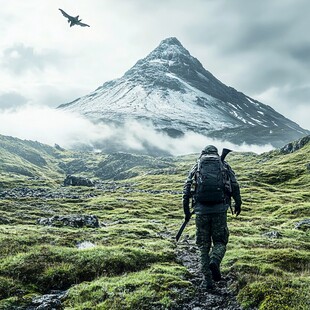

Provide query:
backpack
left=195, top=154, right=231, bottom=203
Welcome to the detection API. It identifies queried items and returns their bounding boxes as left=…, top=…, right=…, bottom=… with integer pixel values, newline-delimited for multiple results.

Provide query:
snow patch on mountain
left=58, top=37, right=309, bottom=149
left=0, top=105, right=274, bottom=156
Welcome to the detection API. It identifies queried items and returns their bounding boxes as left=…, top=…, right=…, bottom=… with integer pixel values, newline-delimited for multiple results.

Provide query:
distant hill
left=0, top=134, right=63, bottom=179
left=1, top=133, right=309, bottom=183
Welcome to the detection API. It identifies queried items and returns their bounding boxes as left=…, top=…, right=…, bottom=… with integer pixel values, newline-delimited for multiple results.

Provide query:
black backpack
left=195, top=154, right=230, bottom=203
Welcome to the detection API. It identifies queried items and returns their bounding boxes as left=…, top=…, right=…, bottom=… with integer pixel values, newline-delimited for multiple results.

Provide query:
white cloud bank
left=0, top=106, right=273, bottom=155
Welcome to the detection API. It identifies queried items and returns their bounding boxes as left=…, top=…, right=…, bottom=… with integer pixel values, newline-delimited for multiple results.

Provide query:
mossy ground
left=0, top=136, right=309, bottom=309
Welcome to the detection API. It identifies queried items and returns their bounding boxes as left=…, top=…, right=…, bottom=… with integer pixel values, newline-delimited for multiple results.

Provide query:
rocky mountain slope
left=58, top=37, right=309, bottom=148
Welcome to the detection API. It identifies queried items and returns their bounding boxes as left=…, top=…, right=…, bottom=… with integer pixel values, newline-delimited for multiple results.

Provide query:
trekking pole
left=176, top=191, right=195, bottom=242
left=175, top=211, right=195, bottom=242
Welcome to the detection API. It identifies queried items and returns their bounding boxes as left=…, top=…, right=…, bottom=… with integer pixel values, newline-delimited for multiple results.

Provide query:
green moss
left=0, top=135, right=310, bottom=308
left=0, top=297, right=28, bottom=310
left=238, top=277, right=310, bottom=310
left=265, top=249, right=310, bottom=272
left=0, top=276, right=29, bottom=299
left=65, top=263, right=193, bottom=309
left=0, top=245, right=174, bottom=293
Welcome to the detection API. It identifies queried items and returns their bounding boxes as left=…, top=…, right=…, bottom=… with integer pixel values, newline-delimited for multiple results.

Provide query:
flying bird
left=59, top=8, right=90, bottom=27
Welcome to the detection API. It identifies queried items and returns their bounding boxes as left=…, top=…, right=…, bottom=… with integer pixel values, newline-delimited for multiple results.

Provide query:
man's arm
left=182, top=163, right=197, bottom=221
left=226, top=164, right=242, bottom=215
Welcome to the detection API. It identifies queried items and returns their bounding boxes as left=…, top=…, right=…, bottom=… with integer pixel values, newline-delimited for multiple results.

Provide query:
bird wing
left=77, top=21, right=90, bottom=27
left=59, top=8, right=72, bottom=19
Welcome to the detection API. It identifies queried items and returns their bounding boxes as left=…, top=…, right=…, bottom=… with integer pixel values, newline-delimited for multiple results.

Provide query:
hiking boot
left=201, top=278, right=214, bottom=291
left=209, top=261, right=221, bottom=282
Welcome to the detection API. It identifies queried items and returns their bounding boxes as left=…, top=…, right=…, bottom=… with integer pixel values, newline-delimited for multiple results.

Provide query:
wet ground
left=176, top=239, right=243, bottom=310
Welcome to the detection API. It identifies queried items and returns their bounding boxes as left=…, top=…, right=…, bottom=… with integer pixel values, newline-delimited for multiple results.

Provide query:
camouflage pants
left=195, top=213, right=229, bottom=278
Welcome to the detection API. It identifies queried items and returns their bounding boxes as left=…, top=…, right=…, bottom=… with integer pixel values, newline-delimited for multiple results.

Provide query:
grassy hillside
left=0, top=135, right=62, bottom=188
left=0, top=134, right=309, bottom=309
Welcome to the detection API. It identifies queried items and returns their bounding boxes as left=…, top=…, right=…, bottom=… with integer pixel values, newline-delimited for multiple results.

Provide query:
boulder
left=63, top=175, right=94, bottom=187
left=77, top=241, right=96, bottom=249
left=280, top=135, right=310, bottom=154
left=262, top=231, right=281, bottom=239
left=295, top=219, right=310, bottom=231
left=0, top=217, right=11, bottom=225
left=37, top=214, right=99, bottom=228
left=29, top=290, right=67, bottom=310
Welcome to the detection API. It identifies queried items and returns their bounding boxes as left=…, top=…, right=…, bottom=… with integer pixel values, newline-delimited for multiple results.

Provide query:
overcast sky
left=1, top=0, right=309, bottom=130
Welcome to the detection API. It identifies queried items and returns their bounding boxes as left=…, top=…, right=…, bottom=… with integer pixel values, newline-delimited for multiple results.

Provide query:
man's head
left=201, top=145, right=218, bottom=155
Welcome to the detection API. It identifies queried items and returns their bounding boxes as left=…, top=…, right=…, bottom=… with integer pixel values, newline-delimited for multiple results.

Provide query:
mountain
left=58, top=37, right=309, bottom=147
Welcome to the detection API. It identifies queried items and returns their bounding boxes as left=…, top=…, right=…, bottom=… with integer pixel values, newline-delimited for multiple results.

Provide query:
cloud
left=255, top=85, right=310, bottom=130
left=0, top=91, right=28, bottom=109
left=289, top=44, right=310, bottom=66
left=174, top=0, right=310, bottom=130
left=0, top=105, right=273, bottom=156
left=1, top=0, right=309, bottom=131
left=1, top=43, right=63, bottom=74
left=0, top=105, right=112, bottom=147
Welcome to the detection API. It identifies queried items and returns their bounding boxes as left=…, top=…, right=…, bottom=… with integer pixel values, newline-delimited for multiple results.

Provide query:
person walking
left=182, top=145, right=242, bottom=289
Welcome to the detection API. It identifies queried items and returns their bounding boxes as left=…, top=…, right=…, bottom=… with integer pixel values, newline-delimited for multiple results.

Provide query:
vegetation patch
left=0, top=245, right=173, bottom=296
left=0, top=134, right=309, bottom=308
left=65, top=263, right=193, bottom=310
left=238, top=277, right=310, bottom=310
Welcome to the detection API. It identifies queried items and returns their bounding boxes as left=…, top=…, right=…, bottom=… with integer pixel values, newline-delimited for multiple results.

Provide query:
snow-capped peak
left=58, top=37, right=309, bottom=148
left=146, top=37, right=191, bottom=61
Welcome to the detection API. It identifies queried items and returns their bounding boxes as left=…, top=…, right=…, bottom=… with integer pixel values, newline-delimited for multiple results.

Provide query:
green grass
left=0, top=134, right=309, bottom=309
left=65, top=263, right=193, bottom=310
left=0, top=245, right=173, bottom=293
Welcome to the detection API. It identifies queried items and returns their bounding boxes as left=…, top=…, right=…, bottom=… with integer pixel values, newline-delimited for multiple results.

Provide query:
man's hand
left=184, top=211, right=191, bottom=222
left=183, top=198, right=191, bottom=221
left=234, top=203, right=241, bottom=216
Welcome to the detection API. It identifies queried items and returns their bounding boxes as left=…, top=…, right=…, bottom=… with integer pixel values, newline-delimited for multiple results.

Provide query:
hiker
left=182, top=145, right=242, bottom=289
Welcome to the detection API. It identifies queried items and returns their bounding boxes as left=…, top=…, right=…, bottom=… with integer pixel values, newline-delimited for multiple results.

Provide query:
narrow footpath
left=176, top=239, right=243, bottom=310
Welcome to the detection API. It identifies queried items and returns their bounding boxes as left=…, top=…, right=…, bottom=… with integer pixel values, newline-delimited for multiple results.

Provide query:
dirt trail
left=176, top=239, right=243, bottom=310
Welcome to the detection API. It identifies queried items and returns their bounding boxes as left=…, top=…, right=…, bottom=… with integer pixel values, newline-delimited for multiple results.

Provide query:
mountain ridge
left=58, top=37, right=309, bottom=148
left=1, top=133, right=309, bottom=182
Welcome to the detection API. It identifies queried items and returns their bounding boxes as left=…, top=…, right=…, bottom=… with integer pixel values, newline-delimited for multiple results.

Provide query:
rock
left=37, top=214, right=99, bottom=228
left=262, top=231, right=281, bottom=239
left=27, top=290, right=67, bottom=310
left=0, top=217, right=11, bottom=225
left=63, top=175, right=94, bottom=187
left=54, top=143, right=65, bottom=151
left=0, top=187, right=88, bottom=200
left=280, top=135, right=310, bottom=154
left=294, top=219, right=310, bottom=231
left=77, top=241, right=96, bottom=249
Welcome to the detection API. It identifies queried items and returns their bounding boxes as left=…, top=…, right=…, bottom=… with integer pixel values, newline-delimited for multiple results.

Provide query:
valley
left=0, top=134, right=309, bottom=309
